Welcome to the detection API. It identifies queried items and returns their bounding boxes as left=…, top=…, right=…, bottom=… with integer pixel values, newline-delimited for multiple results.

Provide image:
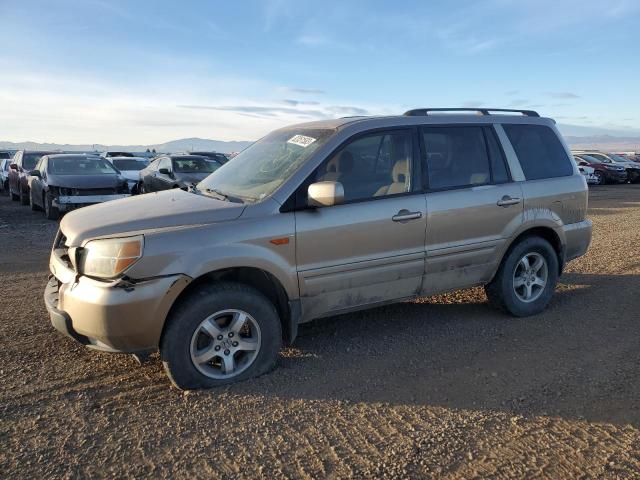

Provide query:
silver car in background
left=45, top=108, right=592, bottom=389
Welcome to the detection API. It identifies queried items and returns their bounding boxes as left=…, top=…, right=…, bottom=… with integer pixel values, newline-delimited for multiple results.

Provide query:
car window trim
left=282, top=126, right=422, bottom=212
left=418, top=123, right=515, bottom=193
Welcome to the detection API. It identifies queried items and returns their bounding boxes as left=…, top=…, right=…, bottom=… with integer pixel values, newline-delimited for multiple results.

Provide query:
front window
left=112, top=159, right=147, bottom=171
left=172, top=157, right=220, bottom=173
left=197, top=128, right=335, bottom=202
left=49, top=157, right=119, bottom=175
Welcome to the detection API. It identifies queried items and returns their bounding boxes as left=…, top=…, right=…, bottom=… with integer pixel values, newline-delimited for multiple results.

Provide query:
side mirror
left=9, top=163, right=17, bottom=170
left=29, top=170, right=41, bottom=177
left=307, top=181, right=344, bottom=207
left=159, top=167, right=170, bottom=175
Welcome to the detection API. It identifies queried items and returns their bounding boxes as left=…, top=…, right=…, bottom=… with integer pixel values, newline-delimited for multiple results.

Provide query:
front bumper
left=46, top=252, right=190, bottom=353
left=54, top=194, right=130, bottom=211
left=603, top=170, right=627, bottom=183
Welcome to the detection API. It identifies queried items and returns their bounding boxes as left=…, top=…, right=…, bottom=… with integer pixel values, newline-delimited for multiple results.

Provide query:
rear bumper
left=562, top=219, right=593, bottom=263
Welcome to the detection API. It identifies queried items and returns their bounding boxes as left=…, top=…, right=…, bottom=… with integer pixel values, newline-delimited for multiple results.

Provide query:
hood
left=175, top=172, right=211, bottom=185
left=60, top=189, right=245, bottom=246
left=48, top=173, right=123, bottom=189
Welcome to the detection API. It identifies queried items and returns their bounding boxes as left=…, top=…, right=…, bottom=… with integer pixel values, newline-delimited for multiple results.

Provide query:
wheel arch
left=497, top=226, right=564, bottom=279
left=160, top=266, right=297, bottom=348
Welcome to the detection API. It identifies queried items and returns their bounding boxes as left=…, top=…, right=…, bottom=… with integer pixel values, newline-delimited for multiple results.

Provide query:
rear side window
left=503, top=124, right=573, bottom=180
left=422, top=126, right=491, bottom=190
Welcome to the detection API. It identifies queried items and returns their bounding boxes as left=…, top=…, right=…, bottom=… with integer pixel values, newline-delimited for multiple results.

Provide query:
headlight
left=79, top=235, right=144, bottom=279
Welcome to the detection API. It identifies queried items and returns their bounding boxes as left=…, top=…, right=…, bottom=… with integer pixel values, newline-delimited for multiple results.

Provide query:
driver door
left=294, top=129, right=427, bottom=320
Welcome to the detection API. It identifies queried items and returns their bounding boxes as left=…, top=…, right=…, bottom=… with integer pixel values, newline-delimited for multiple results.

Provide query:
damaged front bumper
left=54, top=194, right=131, bottom=211
left=45, top=250, right=191, bottom=353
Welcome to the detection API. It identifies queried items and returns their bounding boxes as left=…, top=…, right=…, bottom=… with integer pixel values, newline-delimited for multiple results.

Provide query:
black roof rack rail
left=403, top=108, right=540, bottom=117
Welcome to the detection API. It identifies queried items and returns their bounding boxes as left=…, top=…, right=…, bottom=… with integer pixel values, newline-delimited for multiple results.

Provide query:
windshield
left=24, top=153, right=48, bottom=170
left=50, top=157, right=119, bottom=175
left=173, top=157, right=220, bottom=173
left=606, top=153, right=630, bottom=163
left=579, top=154, right=602, bottom=163
left=0, top=152, right=11, bottom=159
left=197, top=128, right=334, bottom=202
left=112, top=159, right=147, bottom=171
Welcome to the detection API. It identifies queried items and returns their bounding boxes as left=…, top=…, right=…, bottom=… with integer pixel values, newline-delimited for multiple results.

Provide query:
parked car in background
left=8, top=150, right=55, bottom=204
left=573, top=157, right=597, bottom=184
left=574, top=150, right=640, bottom=183
left=573, top=154, right=627, bottom=185
left=0, top=157, right=13, bottom=194
left=188, top=151, right=229, bottom=164
left=105, top=156, right=149, bottom=194
left=45, top=108, right=592, bottom=389
left=138, top=154, right=221, bottom=193
left=28, top=154, right=131, bottom=219
left=101, top=151, right=135, bottom=158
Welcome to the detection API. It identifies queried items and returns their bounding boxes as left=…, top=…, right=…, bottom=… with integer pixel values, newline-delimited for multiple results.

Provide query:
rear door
left=295, top=128, right=427, bottom=320
left=421, top=125, right=523, bottom=295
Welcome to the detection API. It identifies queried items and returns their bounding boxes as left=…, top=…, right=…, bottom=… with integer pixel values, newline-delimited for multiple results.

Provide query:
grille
left=73, top=188, right=117, bottom=196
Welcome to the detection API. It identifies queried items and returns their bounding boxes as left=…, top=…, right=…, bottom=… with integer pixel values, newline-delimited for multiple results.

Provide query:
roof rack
left=403, top=108, right=540, bottom=117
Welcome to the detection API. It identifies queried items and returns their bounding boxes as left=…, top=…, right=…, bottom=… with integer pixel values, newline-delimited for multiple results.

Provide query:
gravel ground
left=1, top=186, right=639, bottom=479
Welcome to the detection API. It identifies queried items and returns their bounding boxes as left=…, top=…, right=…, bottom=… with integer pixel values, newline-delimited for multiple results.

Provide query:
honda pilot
left=45, top=108, right=592, bottom=389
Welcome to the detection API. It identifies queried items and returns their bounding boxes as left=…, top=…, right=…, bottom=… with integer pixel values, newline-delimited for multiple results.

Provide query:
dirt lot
left=1, top=185, right=640, bottom=479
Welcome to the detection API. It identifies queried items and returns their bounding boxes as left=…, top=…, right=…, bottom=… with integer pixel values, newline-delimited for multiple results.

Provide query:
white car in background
left=573, top=156, right=598, bottom=184
left=105, top=156, right=149, bottom=194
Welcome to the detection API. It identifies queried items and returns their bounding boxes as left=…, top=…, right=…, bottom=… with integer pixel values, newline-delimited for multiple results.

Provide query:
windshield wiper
left=202, top=187, right=244, bottom=203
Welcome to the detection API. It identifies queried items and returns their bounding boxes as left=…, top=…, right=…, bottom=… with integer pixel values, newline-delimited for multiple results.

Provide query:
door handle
left=392, top=210, right=422, bottom=222
left=497, top=195, right=521, bottom=207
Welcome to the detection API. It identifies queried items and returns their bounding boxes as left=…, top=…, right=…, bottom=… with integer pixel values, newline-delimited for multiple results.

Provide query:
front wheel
left=485, top=236, right=559, bottom=317
left=29, top=190, right=41, bottom=211
left=19, top=187, right=29, bottom=205
left=44, top=192, right=59, bottom=220
left=160, top=282, right=282, bottom=390
left=594, top=171, right=605, bottom=185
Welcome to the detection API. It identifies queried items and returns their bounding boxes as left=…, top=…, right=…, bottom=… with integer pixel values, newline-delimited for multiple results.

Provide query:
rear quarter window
left=503, top=124, right=573, bottom=180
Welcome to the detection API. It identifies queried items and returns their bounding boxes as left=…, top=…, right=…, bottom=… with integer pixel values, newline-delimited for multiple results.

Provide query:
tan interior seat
left=374, top=159, right=409, bottom=196
left=320, top=151, right=353, bottom=182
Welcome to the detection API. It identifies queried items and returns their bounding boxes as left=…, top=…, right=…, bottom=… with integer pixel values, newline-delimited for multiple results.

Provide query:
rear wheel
left=161, top=282, right=282, bottom=390
left=485, top=236, right=559, bottom=317
left=44, top=192, right=59, bottom=220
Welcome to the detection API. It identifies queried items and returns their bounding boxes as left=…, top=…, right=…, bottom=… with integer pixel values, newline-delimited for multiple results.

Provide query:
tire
left=484, top=236, right=559, bottom=317
left=19, top=187, right=29, bottom=205
left=139, top=182, right=145, bottom=194
left=593, top=171, right=605, bottom=185
left=29, top=190, right=41, bottom=211
left=44, top=192, right=60, bottom=220
left=160, top=282, right=282, bottom=390
left=2, top=180, right=8, bottom=196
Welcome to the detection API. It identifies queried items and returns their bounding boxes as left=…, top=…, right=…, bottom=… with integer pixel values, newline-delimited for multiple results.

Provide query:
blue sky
left=1, top=0, right=639, bottom=144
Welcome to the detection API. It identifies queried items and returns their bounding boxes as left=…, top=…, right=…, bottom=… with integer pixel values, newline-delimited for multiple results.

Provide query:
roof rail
left=403, top=108, right=540, bottom=117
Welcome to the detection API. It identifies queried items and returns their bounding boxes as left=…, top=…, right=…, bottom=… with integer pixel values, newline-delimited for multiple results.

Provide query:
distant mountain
left=2, top=133, right=639, bottom=154
left=0, top=137, right=253, bottom=154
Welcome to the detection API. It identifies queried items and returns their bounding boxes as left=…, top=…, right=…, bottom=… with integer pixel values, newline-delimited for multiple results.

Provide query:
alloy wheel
left=189, top=309, right=261, bottom=379
left=513, top=252, right=548, bottom=303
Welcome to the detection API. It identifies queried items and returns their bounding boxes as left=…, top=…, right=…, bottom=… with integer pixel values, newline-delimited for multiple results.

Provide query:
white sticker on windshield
left=287, top=134, right=316, bottom=148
